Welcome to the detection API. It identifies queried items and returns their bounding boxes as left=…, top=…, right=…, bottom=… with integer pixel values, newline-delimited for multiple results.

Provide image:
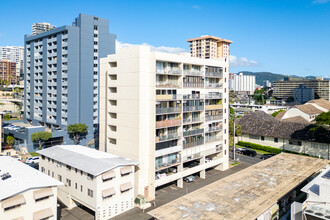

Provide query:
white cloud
left=116, top=41, right=189, bottom=54
left=229, top=55, right=258, bottom=67
left=312, top=0, right=330, bottom=4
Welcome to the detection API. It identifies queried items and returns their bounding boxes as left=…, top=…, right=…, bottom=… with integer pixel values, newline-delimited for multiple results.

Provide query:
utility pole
left=233, top=118, right=236, bottom=161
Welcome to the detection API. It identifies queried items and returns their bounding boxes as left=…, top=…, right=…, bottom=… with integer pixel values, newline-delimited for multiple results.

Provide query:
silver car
left=184, top=175, right=195, bottom=183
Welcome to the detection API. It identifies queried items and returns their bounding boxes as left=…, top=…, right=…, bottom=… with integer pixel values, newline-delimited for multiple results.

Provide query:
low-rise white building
left=37, top=145, right=139, bottom=220
left=0, top=156, right=62, bottom=220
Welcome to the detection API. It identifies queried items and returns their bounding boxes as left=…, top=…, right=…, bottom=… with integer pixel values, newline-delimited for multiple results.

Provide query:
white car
left=26, top=156, right=39, bottom=164
left=155, top=172, right=166, bottom=180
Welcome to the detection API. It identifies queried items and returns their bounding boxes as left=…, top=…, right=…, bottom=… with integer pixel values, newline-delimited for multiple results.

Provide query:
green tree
left=286, top=96, right=294, bottom=103
left=315, top=112, right=330, bottom=127
left=31, top=132, right=52, bottom=150
left=6, top=135, right=14, bottom=146
left=68, top=123, right=88, bottom=144
left=271, top=109, right=285, bottom=117
left=4, top=114, right=10, bottom=120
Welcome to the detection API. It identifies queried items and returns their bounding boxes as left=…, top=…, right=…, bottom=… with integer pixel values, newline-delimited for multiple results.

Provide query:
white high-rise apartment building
left=32, top=22, right=56, bottom=36
left=99, top=46, right=229, bottom=199
left=233, top=72, right=256, bottom=95
left=187, top=35, right=232, bottom=59
left=0, top=46, right=24, bottom=77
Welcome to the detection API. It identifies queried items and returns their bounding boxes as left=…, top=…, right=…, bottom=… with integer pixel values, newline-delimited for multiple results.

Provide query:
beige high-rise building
left=273, top=79, right=330, bottom=101
left=187, top=35, right=233, bottom=59
left=99, top=45, right=230, bottom=200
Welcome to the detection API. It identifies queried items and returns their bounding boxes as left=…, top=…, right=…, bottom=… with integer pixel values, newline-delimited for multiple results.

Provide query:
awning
left=102, top=187, right=116, bottom=198
left=12, top=217, right=24, bottom=220
left=102, top=170, right=115, bottom=180
left=33, top=207, right=53, bottom=220
left=33, top=188, right=53, bottom=200
left=120, top=166, right=133, bottom=175
left=2, top=194, right=25, bottom=209
left=120, top=182, right=133, bottom=192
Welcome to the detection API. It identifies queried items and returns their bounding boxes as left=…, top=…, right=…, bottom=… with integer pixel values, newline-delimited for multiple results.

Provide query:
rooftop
left=149, top=153, right=328, bottom=220
left=295, top=104, right=324, bottom=115
left=0, top=156, right=62, bottom=201
left=37, top=145, right=139, bottom=176
left=187, top=35, right=233, bottom=43
left=307, top=99, right=330, bottom=111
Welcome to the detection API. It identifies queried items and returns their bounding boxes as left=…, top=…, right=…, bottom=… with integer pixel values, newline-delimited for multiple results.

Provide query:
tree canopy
left=31, top=132, right=52, bottom=150
left=68, top=123, right=88, bottom=144
left=271, top=109, right=285, bottom=117
left=315, top=112, right=330, bottom=127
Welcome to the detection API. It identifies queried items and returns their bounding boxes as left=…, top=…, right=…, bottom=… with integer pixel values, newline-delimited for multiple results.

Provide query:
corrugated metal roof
left=37, top=145, right=139, bottom=176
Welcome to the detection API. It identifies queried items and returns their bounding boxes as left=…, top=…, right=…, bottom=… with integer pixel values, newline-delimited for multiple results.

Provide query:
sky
left=0, top=0, right=329, bottom=77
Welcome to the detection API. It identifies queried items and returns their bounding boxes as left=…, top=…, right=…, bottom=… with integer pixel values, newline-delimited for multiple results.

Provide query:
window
left=75, top=183, right=77, bottom=189
left=52, top=172, right=54, bottom=177
left=87, top=174, right=93, bottom=180
left=48, top=170, right=50, bottom=175
left=41, top=167, right=45, bottom=173
left=81, top=170, right=83, bottom=175
left=88, top=189, right=93, bottom=198
left=66, top=165, right=71, bottom=171
left=58, top=175, right=62, bottom=182
left=81, top=185, right=83, bottom=192
left=66, top=179, right=71, bottom=187
left=261, top=136, right=265, bottom=141
left=274, top=138, right=278, bottom=143
left=94, top=25, right=98, bottom=30
left=75, top=168, right=78, bottom=173
left=298, top=141, right=302, bottom=146
left=249, top=135, right=259, bottom=140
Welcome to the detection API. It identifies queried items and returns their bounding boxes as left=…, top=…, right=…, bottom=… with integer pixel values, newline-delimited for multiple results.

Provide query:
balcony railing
left=156, top=118, right=181, bottom=128
left=183, top=117, right=203, bottom=124
left=205, top=83, right=221, bottom=88
left=156, top=107, right=181, bottom=114
left=155, top=157, right=181, bottom=171
left=183, top=70, right=204, bottom=76
left=205, top=127, right=222, bottom=133
left=183, top=82, right=204, bottom=88
left=183, top=128, right=204, bottom=137
left=205, top=135, right=222, bottom=143
left=156, top=133, right=181, bottom=143
left=205, top=115, right=223, bottom=121
left=205, top=71, right=223, bottom=78
left=183, top=105, right=204, bottom=112
left=183, top=139, right=204, bottom=149
left=156, top=94, right=182, bottom=100
left=156, top=82, right=181, bottom=88
left=183, top=94, right=204, bottom=100
left=205, top=93, right=222, bottom=99
left=205, top=104, right=222, bottom=110
left=156, top=68, right=182, bottom=75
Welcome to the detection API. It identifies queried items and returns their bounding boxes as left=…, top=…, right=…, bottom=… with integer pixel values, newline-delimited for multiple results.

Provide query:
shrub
left=238, top=141, right=281, bottom=154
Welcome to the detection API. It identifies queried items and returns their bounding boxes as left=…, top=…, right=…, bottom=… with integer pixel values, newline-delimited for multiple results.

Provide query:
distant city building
left=233, top=73, right=256, bottom=95
left=263, top=80, right=271, bottom=88
left=294, top=84, right=314, bottom=104
left=38, top=145, right=138, bottom=220
left=273, top=79, right=330, bottom=101
left=31, top=22, right=56, bottom=35
left=100, top=45, right=230, bottom=200
left=229, top=73, right=234, bottom=90
left=0, top=60, right=17, bottom=84
left=0, top=156, right=62, bottom=220
left=22, top=13, right=116, bottom=150
left=0, top=46, right=24, bottom=77
left=187, top=35, right=232, bottom=59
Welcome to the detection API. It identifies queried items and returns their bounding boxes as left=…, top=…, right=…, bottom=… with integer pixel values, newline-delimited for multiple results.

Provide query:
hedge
left=237, top=141, right=281, bottom=154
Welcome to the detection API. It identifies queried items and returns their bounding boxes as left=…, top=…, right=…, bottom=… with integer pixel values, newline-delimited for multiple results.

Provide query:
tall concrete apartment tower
left=99, top=46, right=230, bottom=199
left=24, top=14, right=116, bottom=146
left=0, top=46, right=24, bottom=78
left=32, top=22, right=56, bottom=36
left=187, top=35, right=232, bottom=59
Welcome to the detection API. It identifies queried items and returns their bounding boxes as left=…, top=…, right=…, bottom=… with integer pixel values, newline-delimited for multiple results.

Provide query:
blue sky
left=1, top=0, right=329, bottom=77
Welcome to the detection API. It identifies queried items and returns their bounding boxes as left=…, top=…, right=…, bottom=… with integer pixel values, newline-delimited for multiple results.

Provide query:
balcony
left=205, top=104, right=222, bottom=110
left=205, top=115, right=223, bottom=121
left=156, top=94, right=182, bottom=100
left=183, top=70, right=204, bottom=76
left=205, top=135, right=222, bottom=143
left=183, top=117, right=203, bottom=124
left=156, top=68, right=182, bottom=75
left=156, top=118, right=181, bottom=128
left=183, top=139, right=204, bottom=149
left=183, top=82, right=204, bottom=88
left=156, top=107, right=181, bottom=114
left=205, top=71, right=222, bottom=78
left=205, top=83, right=221, bottom=88
left=183, top=105, right=204, bottom=112
left=205, top=93, right=222, bottom=99
left=183, top=94, right=204, bottom=100
left=156, top=82, right=181, bottom=88
left=155, top=145, right=183, bottom=158
left=183, top=128, right=204, bottom=137
left=155, top=157, right=181, bottom=172
left=156, top=133, right=181, bottom=143
left=205, top=126, right=222, bottom=133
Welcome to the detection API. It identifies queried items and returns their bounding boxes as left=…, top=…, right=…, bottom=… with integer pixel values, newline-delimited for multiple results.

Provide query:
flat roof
left=37, top=145, right=139, bottom=176
left=0, top=156, right=62, bottom=201
left=149, top=153, right=328, bottom=220
left=187, top=35, right=233, bottom=43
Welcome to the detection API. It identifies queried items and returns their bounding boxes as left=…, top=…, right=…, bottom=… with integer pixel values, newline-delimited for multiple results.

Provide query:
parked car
left=260, top=153, right=277, bottom=160
left=168, top=167, right=177, bottom=173
left=26, top=156, right=39, bottom=164
left=242, top=148, right=257, bottom=157
left=28, top=162, right=39, bottom=170
left=155, top=172, right=166, bottom=180
left=184, top=175, right=195, bottom=183
left=205, top=157, right=212, bottom=163
left=187, top=161, right=199, bottom=168
left=236, top=148, right=246, bottom=154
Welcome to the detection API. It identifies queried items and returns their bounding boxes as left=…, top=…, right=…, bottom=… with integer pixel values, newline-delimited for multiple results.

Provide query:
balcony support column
left=177, top=178, right=183, bottom=188
left=200, top=169, right=206, bottom=179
